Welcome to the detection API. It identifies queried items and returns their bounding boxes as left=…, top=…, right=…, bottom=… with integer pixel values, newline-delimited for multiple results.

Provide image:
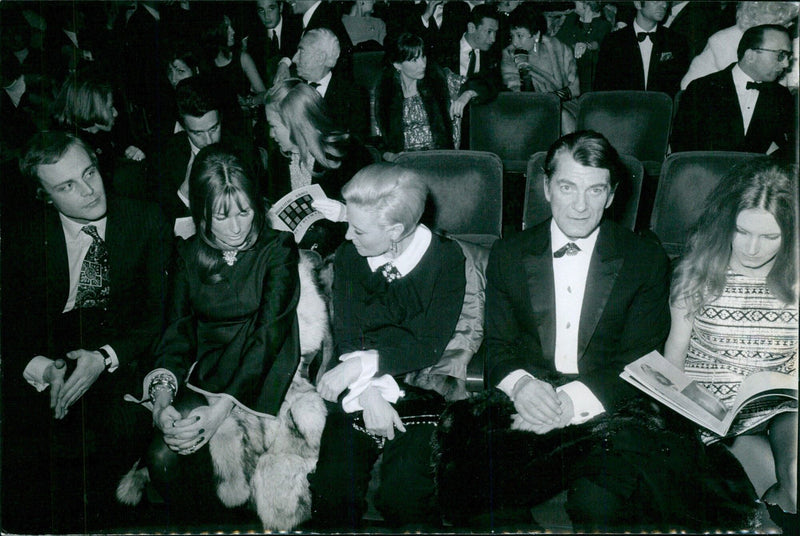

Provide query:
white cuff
left=497, top=369, right=534, bottom=400
left=23, top=356, right=54, bottom=392
left=102, top=344, right=119, bottom=373
left=342, top=375, right=404, bottom=413
left=556, top=381, right=605, bottom=425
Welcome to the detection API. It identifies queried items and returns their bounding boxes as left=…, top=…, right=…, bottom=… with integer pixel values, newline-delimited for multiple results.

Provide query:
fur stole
left=433, top=389, right=759, bottom=531
left=117, top=369, right=326, bottom=531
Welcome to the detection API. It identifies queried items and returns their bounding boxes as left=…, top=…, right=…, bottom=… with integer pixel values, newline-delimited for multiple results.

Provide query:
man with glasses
left=671, top=24, right=795, bottom=157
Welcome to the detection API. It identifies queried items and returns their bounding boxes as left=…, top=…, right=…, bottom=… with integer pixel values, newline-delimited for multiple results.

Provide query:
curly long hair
left=189, top=146, right=265, bottom=283
left=671, top=159, right=798, bottom=316
left=264, top=78, right=349, bottom=171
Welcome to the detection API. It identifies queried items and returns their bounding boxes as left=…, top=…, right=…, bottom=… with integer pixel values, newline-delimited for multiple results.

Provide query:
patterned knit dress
left=684, top=270, right=798, bottom=443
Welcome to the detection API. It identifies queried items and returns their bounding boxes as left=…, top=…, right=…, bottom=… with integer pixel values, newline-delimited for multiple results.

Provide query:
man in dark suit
left=662, top=1, right=735, bottom=61
left=1, top=131, right=171, bottom=533
left=247, top=0, right=302, bottom=87
left=671, top=24, right=795, bottom=157
left=291, top=28, right=369, bottom=138
left=437, top=131, right=709, bottom=531
left=147, top=74, right=261, bottom=233
left=390, top=0, right=472, bottom=57
left=594, top=1, right=688, bottom=96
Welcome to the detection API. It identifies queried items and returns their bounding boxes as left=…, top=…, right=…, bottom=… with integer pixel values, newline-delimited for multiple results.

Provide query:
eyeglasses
left=752, top=48, right=793, bottom=62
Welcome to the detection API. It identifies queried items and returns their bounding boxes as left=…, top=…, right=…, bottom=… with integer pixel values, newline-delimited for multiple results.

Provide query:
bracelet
left=148, top=373, right=177, bottom=402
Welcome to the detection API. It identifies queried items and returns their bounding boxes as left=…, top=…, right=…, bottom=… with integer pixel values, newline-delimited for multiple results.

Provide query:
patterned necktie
left=467, top=49, right=476, bottom=77
left=76, top=225, right=110, bottom=309
left=553, top=242, right=581, bottom=258
left=378, top=262, right=402, bottom=283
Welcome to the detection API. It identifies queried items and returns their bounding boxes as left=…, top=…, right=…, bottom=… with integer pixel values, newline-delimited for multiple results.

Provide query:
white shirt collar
left=270, top=18, right=283, bottom=40
left=63, top=29, right=79, bottom=48
left=461, top=34, right=474, bottom=55
left=141, top=3, right=160, bottom=21
left=188, top=138, right=202, bottom=156
left=367, top=224, right=432, bottom=276
left=4, top=75, right=25, bottom=107
left=550, top=219, right=600, bottom=257
left=60, top=212, right=108, bottom=241
left=302, top=1, right=322, bottom=29
left=732, top=63, right=759, bottom=89
left=632, top=19, right=656, bottom=37
left=314, top=70, right=333, bottom=96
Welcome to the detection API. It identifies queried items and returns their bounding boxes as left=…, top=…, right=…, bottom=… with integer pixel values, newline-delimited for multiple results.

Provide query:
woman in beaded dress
left=664, top=159, right=798, bottom=521
left=135, top=146, right=302, bottom=521
left=264, top=79, right=373, bottom=257
left=376, top=33, right=455, bottom=161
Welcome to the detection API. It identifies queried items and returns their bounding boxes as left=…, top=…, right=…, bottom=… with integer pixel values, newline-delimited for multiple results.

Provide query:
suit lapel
left=44, top=207, right=70, bottom=313
left=523, top=226, right=556, bottom=363
left=720, top=68, right=746, bottom=143
left=578, top=222, right=622, bottom=362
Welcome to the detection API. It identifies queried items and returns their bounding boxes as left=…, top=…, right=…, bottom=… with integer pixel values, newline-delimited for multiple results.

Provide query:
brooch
left=222, top=250, right=238, bottom=266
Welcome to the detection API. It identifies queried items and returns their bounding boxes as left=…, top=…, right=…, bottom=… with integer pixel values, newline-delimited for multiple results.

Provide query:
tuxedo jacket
left=394, top=1, right=471, bottom=58
left=485, top=219, right=670, bottom=412
left=296, top=67, right=369, bottom=139
left=1, top=195, right=172, bottom=387
left=667, top=2, right=734, bottom=60
left=435, top=37, right=502, bottom=104
left=284, top=2, right=353, bottom=67
left=247, top=7, right=303, bottom=85
left=671, top=64, right=796, bottom=155
left=594, top=24, right=689, bottom=96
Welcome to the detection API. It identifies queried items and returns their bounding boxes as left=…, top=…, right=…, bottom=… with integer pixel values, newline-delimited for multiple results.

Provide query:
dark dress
left=309, top=232, right=466, bottom=529
left=556, top=13, right=612, bottom=94
left=153, top=228, right=300, bottom=416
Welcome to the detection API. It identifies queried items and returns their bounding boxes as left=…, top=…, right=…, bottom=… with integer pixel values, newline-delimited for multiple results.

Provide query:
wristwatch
left=98, top=347, right=113, bottom=371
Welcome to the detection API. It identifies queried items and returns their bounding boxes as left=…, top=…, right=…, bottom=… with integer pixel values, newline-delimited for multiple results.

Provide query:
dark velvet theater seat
left=352, top=51, right=385, bottom=138
left=650, top=151, right=767, bottom=259
left=469, top=92, right=561, bottom=174
left=523, top=151, right=644, bottom=231
left=576, top=90, right=673, bottom=176
left=395, top=149, right=503, bottom=243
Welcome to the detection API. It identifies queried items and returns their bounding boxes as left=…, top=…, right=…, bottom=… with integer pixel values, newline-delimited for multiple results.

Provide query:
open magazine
left=620, top=351, right=797, bottom=437
left=268, top=184, right=328, bottom=243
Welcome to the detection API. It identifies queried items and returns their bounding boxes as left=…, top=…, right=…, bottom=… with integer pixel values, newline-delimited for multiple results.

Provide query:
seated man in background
left=671, top=24, right=795, bottom=159
left=291, top=28, right=369, bottom=139
left=1, top=131, right=172, bottom=533
left=594, top=1, right=688, bottom=97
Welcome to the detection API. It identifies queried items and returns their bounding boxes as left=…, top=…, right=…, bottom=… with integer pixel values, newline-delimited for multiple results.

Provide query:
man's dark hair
left=20, top=130, right=98, bottom=186
left=470, top=4, right=499, bottom=28
left=175, top=74, right=222, bottom=121
left=737, top=24, right=790, bottom=61
left=544, top=130, right=626, bottom=190
left=509, top=7, right=547, bottom=37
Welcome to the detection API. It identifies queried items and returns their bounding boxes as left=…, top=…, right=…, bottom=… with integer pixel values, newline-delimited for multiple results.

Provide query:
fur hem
left=116, top=460, right=150, bottom=506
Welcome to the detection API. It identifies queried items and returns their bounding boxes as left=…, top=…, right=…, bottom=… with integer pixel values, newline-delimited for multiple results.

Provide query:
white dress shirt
left=633, top=19, right=655, bottom=88
left=497, top=221, right=606, bottom=425
left=731, top=63, right=761, bottom=134
left=460, top=35, right=480, bottom=77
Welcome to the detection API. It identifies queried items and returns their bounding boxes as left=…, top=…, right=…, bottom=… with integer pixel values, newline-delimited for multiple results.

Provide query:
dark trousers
left=308, top=407, right=441, bottom=530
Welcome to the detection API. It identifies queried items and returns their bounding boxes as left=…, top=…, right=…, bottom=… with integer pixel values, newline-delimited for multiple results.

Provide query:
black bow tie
left=637, top=31, right=655, bottom=42
left=746, top=81, right=765, bottom=91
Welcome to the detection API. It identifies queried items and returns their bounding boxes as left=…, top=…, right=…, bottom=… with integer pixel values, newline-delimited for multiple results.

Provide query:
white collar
left=732, top=63, right=759, bottom=89
left=302, top=1, right=322, bottom=29
left=270, top=18, right=283, bottom=38
left=141, top=3, right=160, bottom=21
left=60, top=212, right=108, bottom=241
left=550, top=219, right=600, bottom=256
left=461, top=34, right=475, bottom=54
left=312, top=70, right=333, bottom=92
left=367, top=224, right=432, bottom=276
left=632, top=19, right=657, bottom=36
left=188, top=137, right=202, bottom=156
left=63, top=29, right=79, bottom=48
left=4, top=75, right=25, bottom=107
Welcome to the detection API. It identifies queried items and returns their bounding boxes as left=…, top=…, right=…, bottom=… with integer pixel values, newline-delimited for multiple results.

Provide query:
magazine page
left=621, top=351, right=732, bottom=435
left=268, top=184, right=328, bottom=243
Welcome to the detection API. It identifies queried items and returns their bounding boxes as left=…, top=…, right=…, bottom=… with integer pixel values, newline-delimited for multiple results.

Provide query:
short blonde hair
left=736, top=1, right=799, bottom=30
left=342, top=163, right=428, bottom=234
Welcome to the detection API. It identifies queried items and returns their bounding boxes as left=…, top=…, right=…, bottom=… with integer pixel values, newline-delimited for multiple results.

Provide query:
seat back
left=395, top=150, right=503, bottom=241
left=469, top=92, right=561, bottom=174
left=576, top=91, right=673, bottom=170
left=523, top=151, right=644, bottom=231
left=650, top=151, right=768, bottom=258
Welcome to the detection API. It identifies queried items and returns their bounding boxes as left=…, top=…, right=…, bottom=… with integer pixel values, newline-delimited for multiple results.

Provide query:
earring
left=390, top=240, right=398, bottom=255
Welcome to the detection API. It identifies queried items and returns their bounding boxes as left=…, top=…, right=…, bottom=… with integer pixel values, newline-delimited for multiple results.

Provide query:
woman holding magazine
left=264, top=79, right=374, bottom=256
left=664, top=159, right=798, bottom=524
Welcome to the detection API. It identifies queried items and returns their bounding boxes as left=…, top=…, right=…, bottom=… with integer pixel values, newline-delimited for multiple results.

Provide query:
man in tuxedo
left=1, top=131, right=171, bottom=533
left=436, top=131, right=715, bottom=531
left=662, top=1, right=734, bottom=61
left=148, top=74, right=261, bottom=232
left=671, top=24, right=795, bottom=158
left=391, top=0, right=472, bottom=57
left=594, top=1, right=688, bottom=96
left=291, top=28, right=369, bottom=138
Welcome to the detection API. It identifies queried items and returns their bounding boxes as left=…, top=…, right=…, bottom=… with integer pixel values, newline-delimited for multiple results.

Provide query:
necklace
left=222, top=250, right=238, bottom=266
